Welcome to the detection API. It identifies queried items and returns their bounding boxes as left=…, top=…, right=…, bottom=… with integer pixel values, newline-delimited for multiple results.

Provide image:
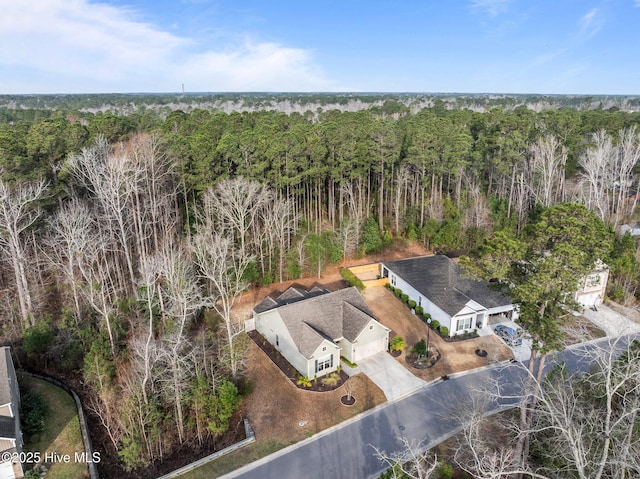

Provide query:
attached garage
left=576, top=291, right=601, bottom=307
left=350, top=319, right=390, bottom=362
left=354, top=337, right=387, bottom=361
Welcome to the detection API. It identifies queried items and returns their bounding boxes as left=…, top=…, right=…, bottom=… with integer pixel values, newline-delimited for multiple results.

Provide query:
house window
left=322, top=346, right=327, bottom=352
left=275, top=334, right=279, bottom=347
left=418, top=296, right=422, bottom=307
left=369, top=325, right=374, bottom=330
left=456, top=317, right=473, bottom=332
left=391, top=275, right=396, bottom=286
left=315, top=354, right=333, bottom=374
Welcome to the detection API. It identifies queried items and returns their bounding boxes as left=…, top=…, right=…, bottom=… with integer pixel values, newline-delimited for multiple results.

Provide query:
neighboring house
left=380, top=255, right=516, bottom=337
left=575, top=260, right=609, bottom=307
left=253, top=286, right=390, bottom=377
left=0, top=347, right=23, bottom=479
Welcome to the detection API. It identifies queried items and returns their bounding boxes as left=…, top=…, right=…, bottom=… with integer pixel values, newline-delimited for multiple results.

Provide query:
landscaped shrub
left=415, top=306, right=424, bottom=315
left=412, top=339, right=427, bottom=357
left=20, top=391, right=47, bottom=435
left=439, top=326, right=449, bottom=337
left=339, top=267, right=365, bottom=290
left=296, top=375, right=312, bottom=388
left=430, top=319, right=439, bottom=329
left=321, top=372, right=341, bottom=386
left=389, top=335, right=405, bottom=352
left=341, top=356, right=358, bottom=368
left=408, top=300, right=417, bottom=310
left=401, top=293, right=409, bottom=303
left=394, top=288, right=403, bottom=298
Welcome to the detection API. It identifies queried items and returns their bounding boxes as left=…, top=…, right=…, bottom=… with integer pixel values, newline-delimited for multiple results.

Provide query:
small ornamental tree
left=412, top=339, right=427, bottom=358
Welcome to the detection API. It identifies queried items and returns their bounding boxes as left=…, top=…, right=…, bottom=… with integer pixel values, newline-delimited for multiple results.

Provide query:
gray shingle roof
left=383, top=255, right=512, bottom=317
left=253, top=286, right=329, bottom=314
left=0, top=348, right=12, bottom=406
left=0, top=416, right=15, bottom=440
left=259, top=287, right=381, bottom=358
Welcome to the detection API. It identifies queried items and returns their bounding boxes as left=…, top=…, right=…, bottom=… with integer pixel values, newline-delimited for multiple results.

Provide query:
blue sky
left=1, top=0, right=639, bottom=94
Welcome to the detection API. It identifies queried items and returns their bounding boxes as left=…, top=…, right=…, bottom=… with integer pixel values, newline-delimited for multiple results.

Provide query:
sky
left=1, top=0, right=639, bottom=95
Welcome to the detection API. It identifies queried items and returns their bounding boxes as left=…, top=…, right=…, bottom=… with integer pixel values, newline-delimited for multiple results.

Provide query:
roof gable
left=261, top=287, right=379, bottom=358
left=253, top=285, right=329, bottom=314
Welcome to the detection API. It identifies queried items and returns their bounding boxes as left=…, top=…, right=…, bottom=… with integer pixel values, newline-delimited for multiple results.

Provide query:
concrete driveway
left=583, top=304, right=640, bottom=337
left=489, top=320, right=532, bottom=362
left=344, top=352, right=426, bottom=401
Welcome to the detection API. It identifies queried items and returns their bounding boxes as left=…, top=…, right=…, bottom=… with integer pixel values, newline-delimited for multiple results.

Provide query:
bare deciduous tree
left=0, top=177, right=48, bottom=326
left=191, top=233, right=252, bottom=379
left=68, top=137, right=141, bottom=293
left=160, top=248, right=202, bottom=443
left=527, top=134, right=567, bottom=208
left=43, top=199, right=94, bottom=322
left=453, top=338, right=640, bottom=479
left=371, top=437, right=439, bottom=479
left=261, top=195, right=297, bottom=283
left=202, top=177, right=271, bottom=258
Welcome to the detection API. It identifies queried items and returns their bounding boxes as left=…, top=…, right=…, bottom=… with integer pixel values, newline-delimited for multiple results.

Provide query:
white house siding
left=255, top=310, right=309, bottom=377
left=575, top=269, right=609, bottom=307
left=389, top=272, right=454, bottom=334
left=336, top=338, right=354, bottom=363
left=388, top=270, right=498, bottom=337
left=308, top=341, right=340, bottom=378
left=351, top=320, right=390, bottom=361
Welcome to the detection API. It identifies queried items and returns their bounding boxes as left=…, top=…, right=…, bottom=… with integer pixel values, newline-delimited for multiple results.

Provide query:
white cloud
left=580, top=8, right=603, bottom=38
left=0, top=0, right=337, bottom=93
left=469, top=0, right=511, bottom=16
left=636, top=0, right=640, bottom=7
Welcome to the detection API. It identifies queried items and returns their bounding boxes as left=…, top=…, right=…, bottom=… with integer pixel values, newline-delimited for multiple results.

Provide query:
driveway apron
left=345, top=352, right=426, bottom=400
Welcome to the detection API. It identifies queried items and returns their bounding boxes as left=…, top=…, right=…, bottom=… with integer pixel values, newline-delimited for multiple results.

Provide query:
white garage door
left=354, top=337, right=387, bottom=361
left=577, top=292, right=601, bottom=307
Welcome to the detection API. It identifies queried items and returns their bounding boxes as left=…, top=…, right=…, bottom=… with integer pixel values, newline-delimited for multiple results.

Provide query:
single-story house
left=380, top=255, right=516, bottom=337
left=253, top=286, right=390, bottom=377
left=575, top=260, right=609, bottom=307
left=0, top=347, right=23, bottom=479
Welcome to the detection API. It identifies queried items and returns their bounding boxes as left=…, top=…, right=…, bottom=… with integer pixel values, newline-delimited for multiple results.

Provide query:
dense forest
left=1, top=96, right=640, bottom=476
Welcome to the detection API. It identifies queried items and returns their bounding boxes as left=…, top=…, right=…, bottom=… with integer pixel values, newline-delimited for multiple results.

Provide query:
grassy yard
left=19, top=376, right=89, bottom=479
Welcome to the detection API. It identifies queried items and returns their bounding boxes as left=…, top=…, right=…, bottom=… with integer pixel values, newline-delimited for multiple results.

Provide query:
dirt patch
left=232, top=240, right=431, bottom=324
left=240, top=340, right=386, bottom=444
left=561, top=314, right=607, bottom=345
left=362, top=286, right=513, bottom=382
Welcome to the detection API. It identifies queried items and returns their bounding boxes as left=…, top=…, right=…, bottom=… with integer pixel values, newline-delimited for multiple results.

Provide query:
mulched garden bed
left=341, top=395, right=356, bottom=406
left=438, top=331, right=480, bottom=342
left=248, top=330, right=349, bottom=392
left=405, top=346, right=441, bottom=369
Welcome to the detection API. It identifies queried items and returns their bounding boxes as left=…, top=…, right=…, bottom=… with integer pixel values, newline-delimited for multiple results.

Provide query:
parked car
left=494, top=324, right=523, bottom=347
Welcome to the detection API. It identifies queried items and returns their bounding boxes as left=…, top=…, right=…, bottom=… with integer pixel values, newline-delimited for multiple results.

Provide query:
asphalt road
left=221, top=334, right=639, bottom=479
